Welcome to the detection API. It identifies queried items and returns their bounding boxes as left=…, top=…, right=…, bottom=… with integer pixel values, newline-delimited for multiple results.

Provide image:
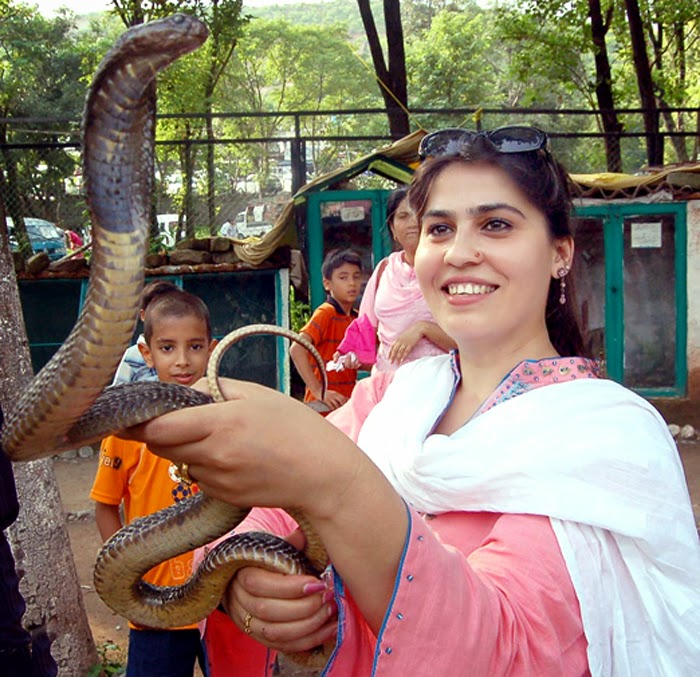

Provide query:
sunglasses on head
left=418, top=125, right=550, bottom=160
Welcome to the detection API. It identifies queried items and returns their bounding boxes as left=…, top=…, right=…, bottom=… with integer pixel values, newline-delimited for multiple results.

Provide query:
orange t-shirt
left=90, top=435, right=200, bottom=630
left=300, top=298, right=358, bottom=402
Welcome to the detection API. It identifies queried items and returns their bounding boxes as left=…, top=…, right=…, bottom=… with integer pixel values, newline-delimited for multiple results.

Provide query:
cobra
left=1, top=14, right=333, bottom=668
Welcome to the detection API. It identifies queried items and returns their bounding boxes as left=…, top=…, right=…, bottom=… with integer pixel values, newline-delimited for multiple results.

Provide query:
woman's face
left=413, top=162, right=572, bottom=355
left=390, top=198, right=420, bottom=255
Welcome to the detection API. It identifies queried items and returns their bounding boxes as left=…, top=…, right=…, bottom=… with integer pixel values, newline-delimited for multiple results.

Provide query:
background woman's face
left=391, top=198, right=420, bottom=254
left=414, top=162, right=569, bottom=353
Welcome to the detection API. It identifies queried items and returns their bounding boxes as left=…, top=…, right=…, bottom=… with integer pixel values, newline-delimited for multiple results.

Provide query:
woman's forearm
left=303, top=435, right=408, bottom=633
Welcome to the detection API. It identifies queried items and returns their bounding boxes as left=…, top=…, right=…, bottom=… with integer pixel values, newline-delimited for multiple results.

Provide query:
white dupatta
left=358, top=355, right=700, bottom=676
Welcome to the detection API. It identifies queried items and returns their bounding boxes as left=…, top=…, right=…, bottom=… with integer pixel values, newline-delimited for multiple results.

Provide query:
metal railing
left=2, top=106, right=698, bottom=237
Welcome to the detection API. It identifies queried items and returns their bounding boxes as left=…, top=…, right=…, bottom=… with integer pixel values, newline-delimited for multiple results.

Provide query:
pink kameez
left=328, top=251, right=447, bottom=439
left=202, top=357, right=599, bottom=676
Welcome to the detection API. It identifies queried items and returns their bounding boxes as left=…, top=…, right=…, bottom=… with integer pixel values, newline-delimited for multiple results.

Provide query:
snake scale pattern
left=1, top=14, right=333, bottom=667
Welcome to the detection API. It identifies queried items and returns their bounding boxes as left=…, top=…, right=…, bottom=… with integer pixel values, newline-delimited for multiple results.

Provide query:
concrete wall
left=687, top=200, right=700, bottom=399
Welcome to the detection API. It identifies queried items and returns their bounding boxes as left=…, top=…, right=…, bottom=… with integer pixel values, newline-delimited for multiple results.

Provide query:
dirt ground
left=54, top=399, right=699, bottom=675
left=55, top=454, right=320, bottom=677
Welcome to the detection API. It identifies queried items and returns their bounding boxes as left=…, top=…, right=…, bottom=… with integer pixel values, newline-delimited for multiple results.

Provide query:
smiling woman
left=130, top=127, right=700, bottom=676
left=326, top=186, right=456, bottom=438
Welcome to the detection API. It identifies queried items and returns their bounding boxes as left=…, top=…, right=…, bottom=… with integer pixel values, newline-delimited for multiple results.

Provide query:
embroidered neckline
left=478, top=357, right=601, bottom=415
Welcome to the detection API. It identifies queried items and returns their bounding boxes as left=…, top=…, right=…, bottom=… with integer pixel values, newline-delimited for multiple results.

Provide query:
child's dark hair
left=141, top=280, right=180, bottom=312
left=408, top=135, right=587, bottom=358
left=143, top=290, right=212, bottom=344
left=321, top=248, right=363, bottom=280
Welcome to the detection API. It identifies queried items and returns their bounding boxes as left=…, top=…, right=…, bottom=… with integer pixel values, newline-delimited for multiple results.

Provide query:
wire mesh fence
left=2, top=106, right=699, bottom=246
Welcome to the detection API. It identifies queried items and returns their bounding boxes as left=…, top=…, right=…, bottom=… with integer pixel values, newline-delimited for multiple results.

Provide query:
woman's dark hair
left=408, top=136, right=588, bottom=358
left=385, top=185, right=409, bottom=237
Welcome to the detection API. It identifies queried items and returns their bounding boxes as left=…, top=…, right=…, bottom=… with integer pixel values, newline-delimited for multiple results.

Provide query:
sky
left=32, top=0, right=332, bottom=17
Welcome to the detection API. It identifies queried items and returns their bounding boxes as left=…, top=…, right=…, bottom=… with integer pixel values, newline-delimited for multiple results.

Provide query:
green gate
left=306, top=189, right=393, bottom=309
left=573, top=202, right=687, bottom=397
left=18, top=268, right=293, bottom=393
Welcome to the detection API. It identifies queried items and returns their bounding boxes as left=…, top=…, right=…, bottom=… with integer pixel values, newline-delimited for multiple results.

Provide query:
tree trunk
left=356, top=0, right=410, bottom=139
left=182, top=125, right=196, bottom=239
left=659, top=100, right=689, bottom=163
left=624, top=0, right=663, bottom=166
left=0, top=178, right=99, bottom=674
left=206, top=113, right=216, bottom=234
left=647, top=22, right=689, bottom=164
left=587, top=0, right=623, bottom=172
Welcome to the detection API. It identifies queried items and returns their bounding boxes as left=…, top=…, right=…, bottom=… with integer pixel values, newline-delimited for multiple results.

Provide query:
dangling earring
left=557, top=267, right=569, bottom=305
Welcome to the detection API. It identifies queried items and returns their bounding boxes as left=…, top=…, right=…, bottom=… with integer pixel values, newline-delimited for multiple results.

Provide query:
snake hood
left=1, top=14, right=208, bottom=461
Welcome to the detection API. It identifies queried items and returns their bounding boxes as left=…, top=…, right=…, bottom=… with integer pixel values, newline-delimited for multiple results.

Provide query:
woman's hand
left=128, top=377, right=409, bottom=633
left=127, top=378, right=363, bottom=517
left=224, top=563, right=338, bottom=654
left=387, top=322, right=424, bottom=364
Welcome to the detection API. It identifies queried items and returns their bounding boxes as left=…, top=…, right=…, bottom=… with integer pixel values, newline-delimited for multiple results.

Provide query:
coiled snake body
left=1, top=14, right=332, bottom=667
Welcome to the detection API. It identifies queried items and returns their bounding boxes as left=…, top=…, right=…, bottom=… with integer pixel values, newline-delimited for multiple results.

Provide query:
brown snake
left=1, top=14, right=333, bottom=667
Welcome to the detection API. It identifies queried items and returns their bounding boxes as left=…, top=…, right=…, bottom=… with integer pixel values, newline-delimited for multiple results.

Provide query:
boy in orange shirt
left=289, top=248, right=362, bottom=413
left=90, top=290, right=217, bottom=677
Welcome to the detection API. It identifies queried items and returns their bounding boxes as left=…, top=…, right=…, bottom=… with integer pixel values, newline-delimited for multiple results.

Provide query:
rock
left=176, top=237, right=196, bottom=250
left=168, top=249, right=212, bottom=265
left=60, top=448, right=78, bottom=459
left=190, top=237, right=211, bottom=252
left=211, top=250, right=241, bottom=264
left=145, top=253, right=167, bottom=268
left=668, top=424, right=681, bottom=439
left=78, top=445, right=95, bottom=458
left=25, top=252, right=50, bottom=274
left=12, top=251, right=25, bottom=273
left=680, top=424, right=697, bottom=441
left=49, top=257, right=88, bottom=273
left=210, top=237, right=232, bottom=252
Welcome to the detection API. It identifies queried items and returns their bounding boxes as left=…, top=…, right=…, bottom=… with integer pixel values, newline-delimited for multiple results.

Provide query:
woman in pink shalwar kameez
left=133, top=128, right=700, bottom=676
left=328, top=187, right=454, bottom=440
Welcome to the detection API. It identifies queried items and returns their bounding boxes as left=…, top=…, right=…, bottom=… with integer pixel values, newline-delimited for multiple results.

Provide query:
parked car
left=7, top=217, right=67, bottom=261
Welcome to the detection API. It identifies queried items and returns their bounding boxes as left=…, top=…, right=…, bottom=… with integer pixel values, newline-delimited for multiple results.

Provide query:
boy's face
left=323, top=262, right=362, bottom=308
left=139, top=314, right=216, bottom=386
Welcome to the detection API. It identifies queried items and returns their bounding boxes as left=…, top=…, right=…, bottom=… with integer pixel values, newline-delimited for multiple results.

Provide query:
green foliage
left=148, top=232, right=171, bottom=254
left=2, top=0, right=699, bottom=185
left=87, top=641, right=126, bottom=677
left=290, top=286, right=311, bottom=333
left=249, top=0, right=371, bottom=28
left=406, top=5, right=502, bottom=111
left=211, top=16, right=383, bottom=185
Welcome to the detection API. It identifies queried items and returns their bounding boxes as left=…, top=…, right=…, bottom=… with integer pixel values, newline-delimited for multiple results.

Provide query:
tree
left=493, top=0, right=700, bottom=169
left=201, top=0, right=248, bottom=232
left=109, top=0, right=248, bottom=236
left=406, top=5, right=501, bottom=112
left=356, top=0, right=410, bottom=138
left=587, top=0, right=623, bottom=171
left=0, top=4, right=98, bottom=669
left=0, top=3, right=85, bottom=251
left=0, top=145, right=97, bottom=677
left=215, top=17, right=381, bottom=191
left=623, top=0, right=663, bottom=165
